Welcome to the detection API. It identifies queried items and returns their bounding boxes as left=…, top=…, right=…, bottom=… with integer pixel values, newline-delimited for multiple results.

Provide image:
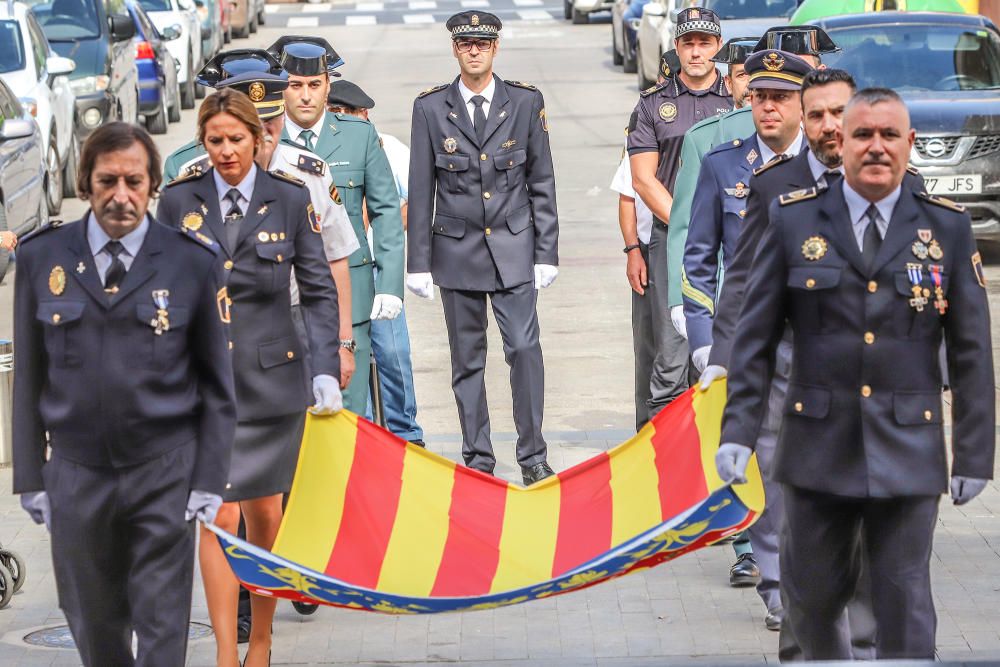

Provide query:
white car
left=138, top=0, right=201, bottom=110
left=566, top=0, right=613, bottom=24
left=0, top=1, right=76, bottom=215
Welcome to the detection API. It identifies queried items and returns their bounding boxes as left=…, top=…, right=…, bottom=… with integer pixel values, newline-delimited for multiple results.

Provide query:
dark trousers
left=631, top=241, right=655, bottom=431
left=46, top=445, right=196, bottom=667
left=439, top=282, right=547, bottom=472
left=646, top=220, right=689, bottom=417
left=780, top=485, right=939, bottom=661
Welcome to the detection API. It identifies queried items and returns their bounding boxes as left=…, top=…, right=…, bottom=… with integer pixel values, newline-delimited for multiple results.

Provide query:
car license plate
left=923, top=174, right=982, bottom=196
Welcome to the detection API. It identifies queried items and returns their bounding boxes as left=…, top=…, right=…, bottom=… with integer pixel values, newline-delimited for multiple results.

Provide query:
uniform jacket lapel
left=192, top=169, right=230, bottom=257
left=481, top=76, right=511, bottom=146
left=110, top=218, right=161, bottom=305
left=872, top=188, right=919, bottom=275
left=67, top=214, right=111, bottom=308
left=445, top=79, right=479, bottom=148
left=234, top=169, right=276, bottom=249
left=820, top=181, right=868, bottom=276
left=313, top=112, right=343, bottom=161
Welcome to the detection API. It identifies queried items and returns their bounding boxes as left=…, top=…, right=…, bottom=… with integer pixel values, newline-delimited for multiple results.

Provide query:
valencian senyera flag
left=204, top=380, right=764, bottom=613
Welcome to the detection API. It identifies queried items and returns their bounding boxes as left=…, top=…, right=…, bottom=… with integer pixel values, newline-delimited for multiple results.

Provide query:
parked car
left=23, top=0, right=138, bottom=138
left=228, top=0, right=255, bottom=39
left=0, top=78, right=46, bottom=281
left=0, top=1, right=77, bottom=215
left=816, top=11, right=1000, bottom=244
left=566, top=0, right=612, bottom=24
left=137, top=0, right=200, bottom=109
left=635, top=0, right=795, bottom=90
left=125, top=0, right=180, bottom=134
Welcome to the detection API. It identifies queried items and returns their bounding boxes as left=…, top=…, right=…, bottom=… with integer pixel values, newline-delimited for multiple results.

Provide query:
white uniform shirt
left=458, top=76, right=496, bottom=125
left=610, top=154, right=653, bottom=244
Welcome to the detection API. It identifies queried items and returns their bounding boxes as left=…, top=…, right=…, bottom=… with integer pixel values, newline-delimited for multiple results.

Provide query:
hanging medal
left=906, top=262, right=926, bottom=312
left=928, top=265, right=947, bottom=315
left=151, top=289, right=171, bottom=335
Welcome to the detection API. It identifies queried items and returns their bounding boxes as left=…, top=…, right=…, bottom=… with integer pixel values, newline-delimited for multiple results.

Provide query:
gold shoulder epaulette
left=166, top=169, right=204, bottom=187
left=505, top=80, right=537, bottom=90
left=294, top=153, right=326, bottom=177
left=271, top=170, right=304, bottom=186
left=907, top=164, right=920, bottom=176
left=753, top=153, right=792, bottom=176
left=640, top=82, right=667, bottom=97
left=779, top=187, right=819, bottom=206
left=417, top=84, right=448, bottom=98
left=18, top=218, right=66, bottom=245
left=917, top=191, right=966, bottom=213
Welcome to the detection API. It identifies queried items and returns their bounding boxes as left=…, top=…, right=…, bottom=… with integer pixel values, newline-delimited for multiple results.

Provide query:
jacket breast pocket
left=135, top=303, right=191, bottom=369
left=255, top=241, right=295, bottom=294
left=787, top=265, right=842, bottom=333
left=435, top=153, right=470, bottom=194
left=331, top=170, right=366, bottom=216
left=494, top=149, right=527, bottom=193
left=36, top=300, right=85, bottom=368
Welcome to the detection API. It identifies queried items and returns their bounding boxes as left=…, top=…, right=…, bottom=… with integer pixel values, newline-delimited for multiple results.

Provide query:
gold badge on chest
left=49, top=266, right=66, bottom=295
left=658, top=103, right=677, bottom=122
left=443, top=137, right=458, bottom=154
left=801, top=236, right=828, bottom=261
left=182, top=212, right=203, bottom=232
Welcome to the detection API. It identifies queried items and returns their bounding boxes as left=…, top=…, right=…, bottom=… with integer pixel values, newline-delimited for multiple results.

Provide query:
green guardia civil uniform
left=666, top=106, right=754, bottom=309
left=163, top=140, right=205, bottom=184
left=281, top=110, right=405, bottom=413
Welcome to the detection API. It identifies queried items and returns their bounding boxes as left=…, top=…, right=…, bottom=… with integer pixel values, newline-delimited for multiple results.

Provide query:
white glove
left=691, top=345, right=711, bottom=373
left=716, top=443, right=753, bottom=484
left=310, top=373, right=343, bottom=414
left=185, top=489, right=223, bottom=523
left=670, top=305, right=688, bottom=339
left=951, top=476, right=989, bottom=505
left=370, top=294, right=403, bottom=320
left=534, top=264, right=559, bottom=289
left=406, top=272, right=434, bottom=300
left=20, top=491, right=51, bottom=531
left=698, top=364, right=727, bottom=392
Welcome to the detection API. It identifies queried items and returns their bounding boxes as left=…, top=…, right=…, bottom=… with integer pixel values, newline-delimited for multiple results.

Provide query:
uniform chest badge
left=911, top=241, right=929, bottom=260
left=724, top=182, right=749, bottom=198
left=150, top=289, right=170, bottom=335
left=928, top=239, right=944, bottom=261
left=658, top=102, right=678, bottom=122
left=48, top=266, right=66, bottom=295
left=501, top=139, right=517, bottom=150
left=746, top=149, right=758, bottom=165
left=443, top=137, right=458, bottom=154
left=76, top=261, right=86, bottom=274
left=801, top=236, right=828, bottom=261
left=258, top=231, right=270, bottom=243
left=258, top=205, right=268, bottom=216
left=182, top=212, right=203, bottom=232
left=917, top=228, right=932, bottom=243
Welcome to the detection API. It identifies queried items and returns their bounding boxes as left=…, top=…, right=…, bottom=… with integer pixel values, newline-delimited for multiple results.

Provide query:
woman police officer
left=157, top=88, right=342, bottom=667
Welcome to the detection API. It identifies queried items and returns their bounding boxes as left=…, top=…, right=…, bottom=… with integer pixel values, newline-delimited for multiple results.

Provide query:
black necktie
left=471, top=95, right=487, bottom=143
left=224, top=188, right=243, bottom=247
left=862, top=204, right=882, bottom=270
left=103, top=240, right=127, bottom=294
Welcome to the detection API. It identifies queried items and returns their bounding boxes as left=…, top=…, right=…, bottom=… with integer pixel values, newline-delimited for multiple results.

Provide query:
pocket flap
left=255, top=241, right=295, bottom=264
left=331, top=170, right=365, bottom=189
left=785, top=383, right=832, bottom=419
left=494, top=149, right=527, bottom=170
left=506, top=204, right=532, bottom=235
left=136, top=303, right=191, bottom=329
left=893, top=391, right=943, bottom=425
left=435, top=153, right=470, bottom=172
left=258, top=335, right=304, bottom=369
left=36, top=300, right=85, bottom=326
left=432, top=214, right=467, bottom=239
left=788, top=266, right=842, bottom=291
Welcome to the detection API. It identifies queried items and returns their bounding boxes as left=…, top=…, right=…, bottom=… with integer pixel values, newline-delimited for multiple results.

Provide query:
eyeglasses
left=455, top=39, right=494, bottom=53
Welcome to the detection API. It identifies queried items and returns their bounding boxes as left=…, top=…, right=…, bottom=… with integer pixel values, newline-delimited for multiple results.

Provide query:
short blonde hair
left=196, top=88, right=264, bottom=151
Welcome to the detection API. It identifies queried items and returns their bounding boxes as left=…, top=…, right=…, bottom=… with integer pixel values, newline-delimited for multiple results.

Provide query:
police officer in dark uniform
left=717, top=88, right=995, bottom=659
left=407, top=11, right=559, bottom=485
left=13, top=122, right=236, bottom=667
left=628, top=6, right=732, bottom=417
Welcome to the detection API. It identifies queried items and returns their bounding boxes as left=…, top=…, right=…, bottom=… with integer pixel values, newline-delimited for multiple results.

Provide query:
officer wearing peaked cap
left=327, top=80, right=375, bottom=111
left=274, top=36, right=405, bottom=417
left=407, top=10, right=560, bottom=486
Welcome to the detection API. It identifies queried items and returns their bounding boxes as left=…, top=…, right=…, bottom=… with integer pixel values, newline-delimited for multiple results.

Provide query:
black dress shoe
left=522, top=462, right=555, bottom=485
left=765, top=607, right=783, bottom=631
left=409, top=439, right=426, bottom=448
left=236, top=614, right=251, bottom=644
left=729, top=553, right=760, bottom=587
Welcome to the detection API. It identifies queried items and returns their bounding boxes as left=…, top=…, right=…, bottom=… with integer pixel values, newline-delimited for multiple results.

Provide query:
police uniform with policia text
left=12, top=214, right=236, bottom=666
left=721, top=178, right=995, bottom=659
left=407, top=11, right=559, bottom=483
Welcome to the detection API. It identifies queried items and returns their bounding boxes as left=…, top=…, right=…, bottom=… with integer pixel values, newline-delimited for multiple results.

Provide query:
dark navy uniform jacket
left=682, top=133, right=764, bottom=351
left=12, top=216, right=236, bottom=495
left=722, top=181, right=995, bottom=498
left=407, top=75, right=559, bottom=292
left=157, top=167, right=340, bottom=422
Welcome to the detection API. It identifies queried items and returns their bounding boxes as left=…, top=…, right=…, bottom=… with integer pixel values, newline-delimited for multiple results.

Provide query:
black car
left=818, top=12, right=1000, bottom=244
left=24, top=0, right=137, bottom=139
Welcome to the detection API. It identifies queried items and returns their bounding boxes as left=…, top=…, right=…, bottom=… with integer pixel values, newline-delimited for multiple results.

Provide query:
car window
left=0, top=82, right=23, bottom=121
left=106, top=0, right=126, bottom=16
left=27, top=17, right=48, bottom=74
left=138, top=0, right=172, bottom=11
left=0, top=21, right=27, bottom=74
left=23, top=0, right=102, bottom=40
left=825, top=23, right=1000, bottom=92
left=131, top=2, right=158, bottom=39
left=701, top=0, right=797, bottom=19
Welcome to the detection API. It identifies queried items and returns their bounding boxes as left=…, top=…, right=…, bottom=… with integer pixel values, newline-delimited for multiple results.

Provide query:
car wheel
left=249, top=10, right=257, bottom=32
left=62, top=131, right=79, bottom=199
left=223, top=25, right=231, bottom=43
left=181, top=52, right=197, bottom=109
left=563, top=0, right=571, bottom=19
left=45, top=134, right=64, bottom=216
left=571, top=6, right=587, bottom=24
left=623, top=26, right=638, bottom=74
left=169, top=76, right=182, bottom=123
left=636, top=46, right=653, bottom=90
left=146, top=89, right=169, bottom=135
left=612, top=23, right=623, bottom=66
left=257, top=5, right=265, bottom=24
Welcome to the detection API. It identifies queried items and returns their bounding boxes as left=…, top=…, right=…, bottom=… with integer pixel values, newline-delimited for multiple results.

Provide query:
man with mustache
left=13, top=122, right=237, bottom=666
left=717, top=87, right=995, bottom=659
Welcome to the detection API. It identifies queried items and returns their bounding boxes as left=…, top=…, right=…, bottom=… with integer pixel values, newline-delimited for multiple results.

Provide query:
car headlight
left=82, top=107, right=103, bottom=127
left=69, top=75, right=111, bottom=96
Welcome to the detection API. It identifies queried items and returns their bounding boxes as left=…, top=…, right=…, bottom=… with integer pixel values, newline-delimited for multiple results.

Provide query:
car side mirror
left=161, top=24, right=182, bottom=40
left=0, top=119, right=35, bottom=141
left=47, top=55, right=76, bottom=76
left=642, top=3, right=665, bottom=18
left=109, top=14, right=136, bottom=41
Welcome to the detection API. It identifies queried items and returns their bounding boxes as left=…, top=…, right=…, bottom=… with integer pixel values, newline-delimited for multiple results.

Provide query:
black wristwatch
left=339, top=338, right=357, bottom=353
left=623, top=243, right=641, bottom=254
